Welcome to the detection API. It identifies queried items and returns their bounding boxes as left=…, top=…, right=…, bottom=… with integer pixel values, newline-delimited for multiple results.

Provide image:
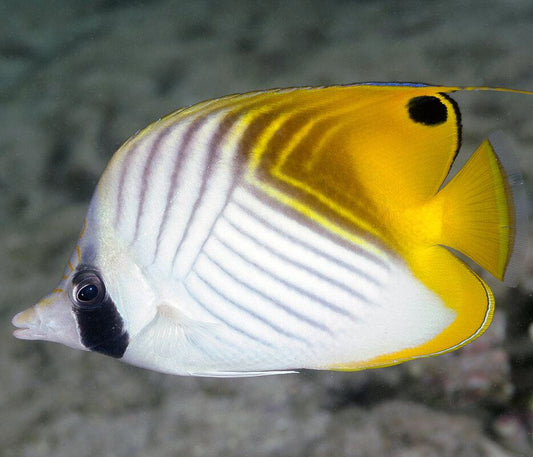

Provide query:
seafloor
left=1, top=1, right=533, bottom=456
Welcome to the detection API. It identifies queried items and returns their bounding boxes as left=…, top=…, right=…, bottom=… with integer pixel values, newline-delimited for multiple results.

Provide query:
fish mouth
left=12, top=307, right=47, bottom=340
left=12, top=296, right=84, bottom=350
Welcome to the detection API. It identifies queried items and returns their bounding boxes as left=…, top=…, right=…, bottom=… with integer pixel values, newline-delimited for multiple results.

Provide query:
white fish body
left=12, top=84, right=527, bottom=376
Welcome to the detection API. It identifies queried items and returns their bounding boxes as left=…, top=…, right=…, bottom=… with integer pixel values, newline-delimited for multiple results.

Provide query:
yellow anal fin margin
left=329, top=246, right=493, bottom=371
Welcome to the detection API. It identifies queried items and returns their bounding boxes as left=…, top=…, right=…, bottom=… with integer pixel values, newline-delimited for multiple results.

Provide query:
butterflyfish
left=11, top=83, right=531, bottom=377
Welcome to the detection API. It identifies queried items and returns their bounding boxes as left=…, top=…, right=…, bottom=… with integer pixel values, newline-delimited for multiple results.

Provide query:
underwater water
left=1, top=0, right=533, bottom=456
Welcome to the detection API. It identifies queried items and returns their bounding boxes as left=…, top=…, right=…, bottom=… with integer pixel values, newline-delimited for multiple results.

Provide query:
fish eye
left=71, top=270, right=106, bottom=308
left=78, top=284, right=99, bottom=302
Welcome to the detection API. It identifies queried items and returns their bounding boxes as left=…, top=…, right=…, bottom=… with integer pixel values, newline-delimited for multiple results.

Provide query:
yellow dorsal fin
left=335, top=84, right=533, bottom=209
left=284, top=85, right=464, bottom=207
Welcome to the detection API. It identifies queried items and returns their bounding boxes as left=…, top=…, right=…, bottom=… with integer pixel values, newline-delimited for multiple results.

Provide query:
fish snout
left=12, top=306, right=47, bottom=340
left=12, top=294, right=83, bottom=349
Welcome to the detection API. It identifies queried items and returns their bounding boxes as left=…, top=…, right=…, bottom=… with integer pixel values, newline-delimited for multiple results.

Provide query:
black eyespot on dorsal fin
left=408, top=95, right=448, bottom=126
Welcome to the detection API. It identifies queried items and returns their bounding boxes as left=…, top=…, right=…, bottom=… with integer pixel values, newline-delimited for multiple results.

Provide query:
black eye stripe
left=71, top=268, right=129, bottom=358
left=73, top=294, right=129, bottom=358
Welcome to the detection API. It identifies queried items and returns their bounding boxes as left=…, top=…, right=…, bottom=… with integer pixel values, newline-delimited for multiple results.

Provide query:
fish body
left=12, top=83, right=528, bottom=377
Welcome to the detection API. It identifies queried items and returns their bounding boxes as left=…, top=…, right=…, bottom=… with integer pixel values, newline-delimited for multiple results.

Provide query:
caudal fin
left=435, top=132, right=528, bottom=286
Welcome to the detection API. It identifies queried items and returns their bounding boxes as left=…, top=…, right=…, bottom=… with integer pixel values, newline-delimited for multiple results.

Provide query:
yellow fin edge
left=327, top=248, right=494, bottom=371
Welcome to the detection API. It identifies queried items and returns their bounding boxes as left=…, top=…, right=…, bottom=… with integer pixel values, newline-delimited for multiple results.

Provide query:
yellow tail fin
left=435, top=132, right=527, bottom=285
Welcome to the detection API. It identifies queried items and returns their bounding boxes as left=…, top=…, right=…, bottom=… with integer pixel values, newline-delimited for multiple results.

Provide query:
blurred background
left=1, top=1, right=533, bottom=456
